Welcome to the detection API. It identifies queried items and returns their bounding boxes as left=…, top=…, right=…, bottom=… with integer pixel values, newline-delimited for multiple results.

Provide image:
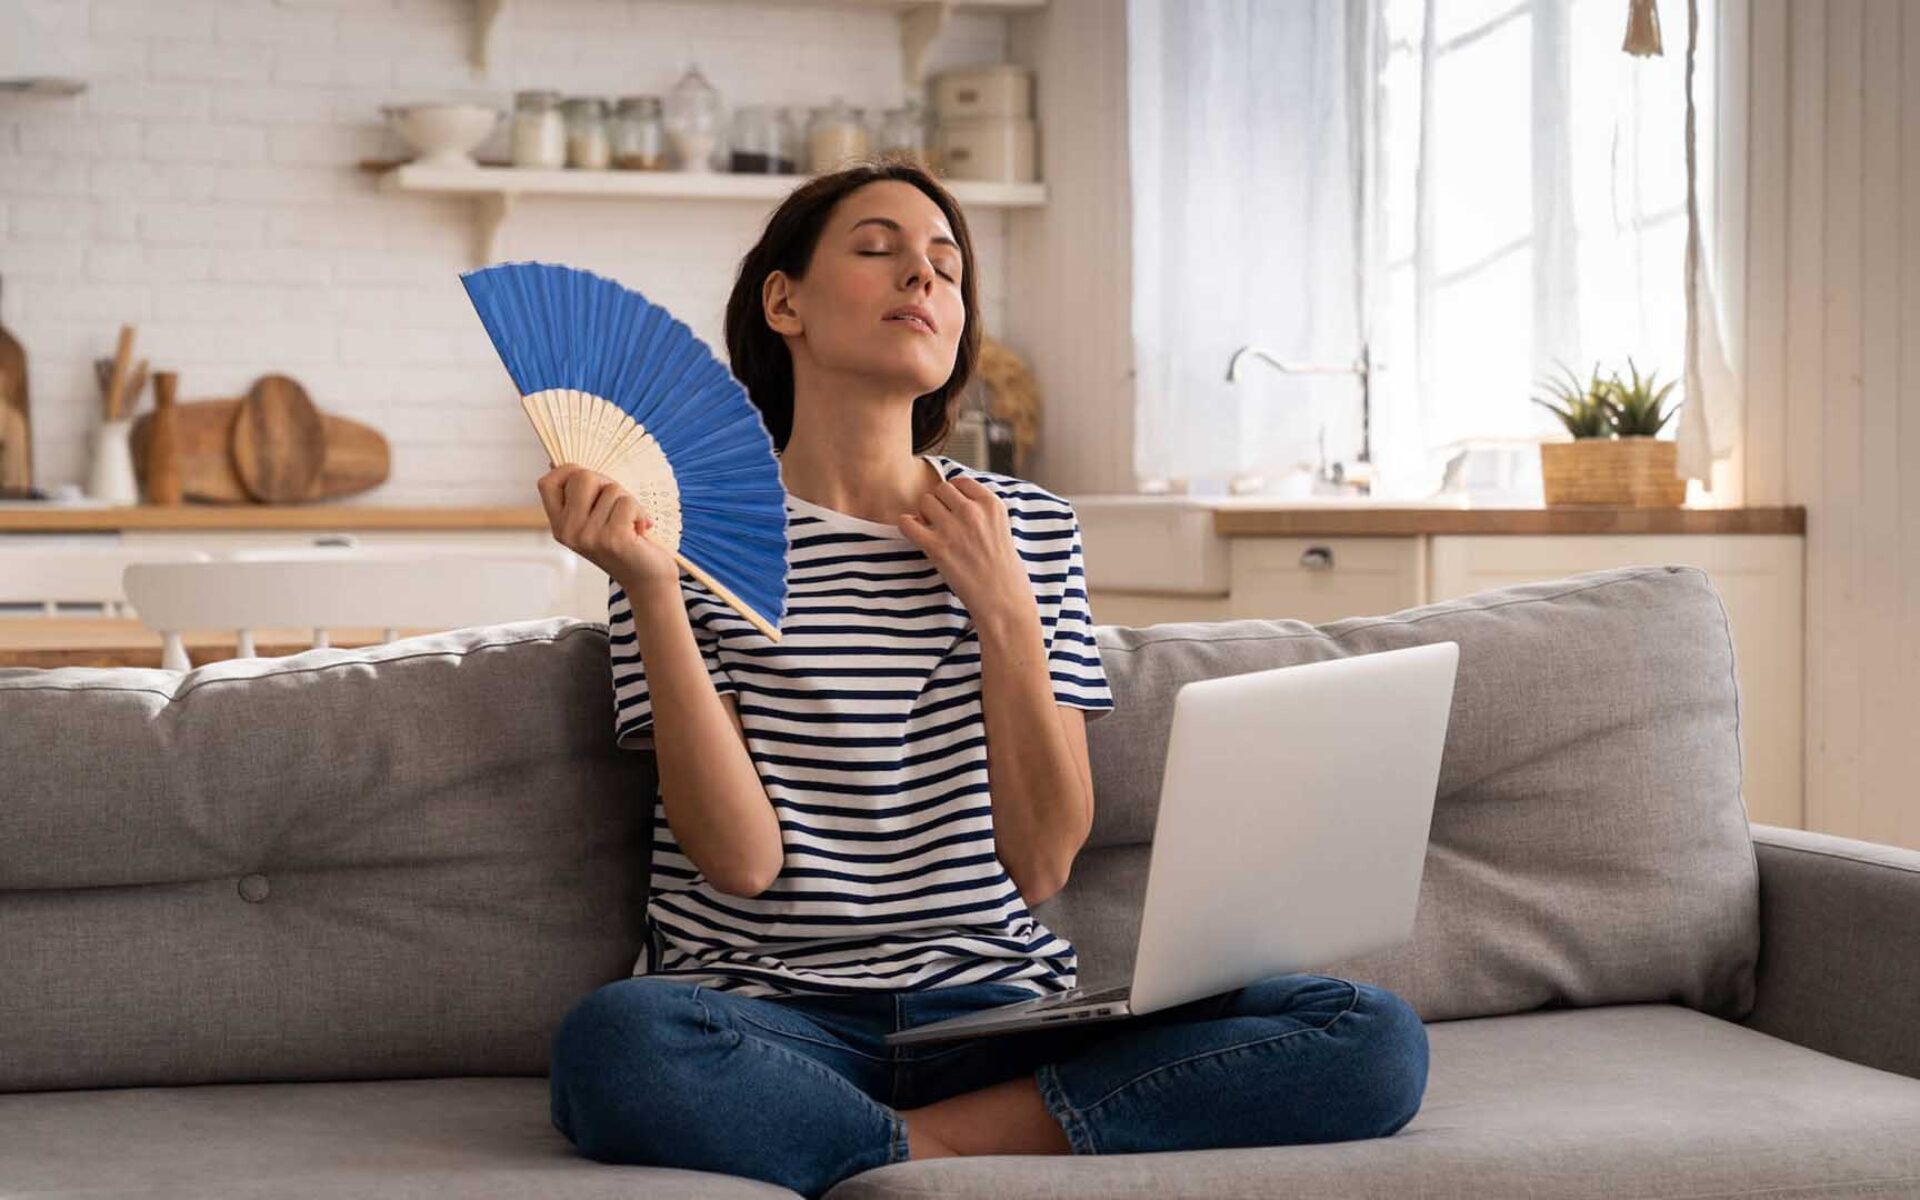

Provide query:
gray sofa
left=3, top=563, right=1917, bottom=1199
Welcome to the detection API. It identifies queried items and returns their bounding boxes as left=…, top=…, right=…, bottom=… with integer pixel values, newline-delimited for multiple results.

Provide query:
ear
left=763, top=270, right=803, bottom=337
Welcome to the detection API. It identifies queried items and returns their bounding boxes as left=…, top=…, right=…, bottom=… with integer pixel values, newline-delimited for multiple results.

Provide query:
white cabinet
left=1088, top=536, right=1424, bottom=628
left=1428, top=535, right=1805, bottom=830
left=1227, top=537, right=1426, bottom=624
left=1086, top=528, right=1805, bottom=831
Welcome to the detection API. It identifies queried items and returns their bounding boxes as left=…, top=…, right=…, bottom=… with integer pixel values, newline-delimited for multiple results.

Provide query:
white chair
left=0, top=546, right=213, bottom=617
left=122, top=547, right=579, bottom=671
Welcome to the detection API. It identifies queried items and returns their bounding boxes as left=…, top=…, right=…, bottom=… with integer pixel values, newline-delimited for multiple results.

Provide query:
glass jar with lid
left=807, top=96, right=870, bottom=173
left=664, top=64, right=726, bottom=172
left=509, top=89, right=566, bottom=169
left=874, top=99, right=928, bottom=168
left=612, top=96, right=667, bottom=170
left=561, top=96, right=611, bottom=169
left=729, top=104, right=798, bottom=174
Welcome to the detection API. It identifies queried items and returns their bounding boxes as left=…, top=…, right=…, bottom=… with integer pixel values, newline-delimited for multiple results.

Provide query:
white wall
left=1740, top=0, right=1920, bottom=850
left=0, top=0, right=1025, bottom=504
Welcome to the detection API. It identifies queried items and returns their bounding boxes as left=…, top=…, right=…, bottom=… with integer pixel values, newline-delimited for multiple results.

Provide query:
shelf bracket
left=475, top=192, right=513, bottom=267
left=900, top=2, right=952, bottom=93
left=473, top=0, right=505, bottom=77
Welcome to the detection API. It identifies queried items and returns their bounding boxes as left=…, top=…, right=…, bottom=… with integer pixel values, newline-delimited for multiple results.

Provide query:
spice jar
left=664, top=64, right=725, bottom=172
left=612, top=96, right=667, bottom=170
left=807, top=97, right=870, bottom=173
left=729, top=104, right=798, bottom=173
left=509, top=89, right=566, bottom=169
left=561, top=96, right=611, bottom=169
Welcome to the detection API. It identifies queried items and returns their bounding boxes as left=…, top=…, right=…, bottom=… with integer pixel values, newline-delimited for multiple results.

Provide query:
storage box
left=932, top=65, right=1033, bottom=120
left=935, top=116, right=1036, bottom=182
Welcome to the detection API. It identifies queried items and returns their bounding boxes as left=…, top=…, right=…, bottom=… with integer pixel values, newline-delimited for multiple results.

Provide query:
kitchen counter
left=1206, top=504, right=1804, bottom=536
left=0, top=505, right=550, bottom=532
left=0, top=501, right=1806, bottom=536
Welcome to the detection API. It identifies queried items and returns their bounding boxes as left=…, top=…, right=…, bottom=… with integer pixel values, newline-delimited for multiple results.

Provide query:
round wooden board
left=231, top=374, right=326, bottom=503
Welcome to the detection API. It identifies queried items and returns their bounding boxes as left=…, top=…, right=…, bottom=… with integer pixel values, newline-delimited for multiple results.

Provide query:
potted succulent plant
left=1532, top=358, right=1686, bottom=507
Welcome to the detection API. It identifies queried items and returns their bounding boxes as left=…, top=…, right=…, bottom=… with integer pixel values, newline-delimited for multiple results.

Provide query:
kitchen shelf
left=364, top=160, right=1047, bottom=266
left=469, top=0, right=1048, bottom=88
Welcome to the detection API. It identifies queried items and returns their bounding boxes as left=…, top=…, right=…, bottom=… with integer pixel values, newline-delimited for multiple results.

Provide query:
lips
left=883, top=305, right=937, bottom=334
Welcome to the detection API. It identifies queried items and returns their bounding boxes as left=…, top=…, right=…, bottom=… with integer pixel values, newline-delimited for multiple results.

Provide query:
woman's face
left=767, top=180, right=966, bottom=397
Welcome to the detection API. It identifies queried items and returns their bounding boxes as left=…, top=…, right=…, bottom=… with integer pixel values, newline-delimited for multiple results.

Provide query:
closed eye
left=859, top=249, right=955, bottom=282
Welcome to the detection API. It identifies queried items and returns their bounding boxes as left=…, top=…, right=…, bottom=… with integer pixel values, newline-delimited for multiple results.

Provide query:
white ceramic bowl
left=382, top=103, right=501, bottom=168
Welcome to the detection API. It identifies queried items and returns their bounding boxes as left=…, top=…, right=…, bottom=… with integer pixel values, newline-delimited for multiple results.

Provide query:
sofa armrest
left=1740, top=822, right=1920, bottom=1080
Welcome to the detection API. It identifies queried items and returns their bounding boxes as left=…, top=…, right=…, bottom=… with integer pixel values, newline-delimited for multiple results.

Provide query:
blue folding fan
left=459, top=260, right=790, bottom=642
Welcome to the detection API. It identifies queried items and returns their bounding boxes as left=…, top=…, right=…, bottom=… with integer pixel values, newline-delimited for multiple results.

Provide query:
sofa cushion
left=1042, top=564, right=1758, bottom=1024
left=827, top=1006, right=1920, bottom=1199
left=0, top=1076, right=790, bottom=1199
left=0, top=622, right=658, bottom=1093
left=1, top=1009, right=1913, bottom=1200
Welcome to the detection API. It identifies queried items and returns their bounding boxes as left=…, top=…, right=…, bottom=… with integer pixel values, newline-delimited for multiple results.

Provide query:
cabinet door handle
left=1299, top=545, right=1335, bottom=570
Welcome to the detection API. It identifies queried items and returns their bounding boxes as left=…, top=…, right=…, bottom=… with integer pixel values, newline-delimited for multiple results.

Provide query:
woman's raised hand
left=536, top=465, right=680, bottom=592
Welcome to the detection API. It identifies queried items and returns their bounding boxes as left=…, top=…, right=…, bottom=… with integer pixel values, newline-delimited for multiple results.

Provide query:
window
left=1127, top=0, right=1725, bottom=499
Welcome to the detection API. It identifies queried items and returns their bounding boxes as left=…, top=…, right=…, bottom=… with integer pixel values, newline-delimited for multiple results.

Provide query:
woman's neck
left=779, top=387, right=942, bottom=526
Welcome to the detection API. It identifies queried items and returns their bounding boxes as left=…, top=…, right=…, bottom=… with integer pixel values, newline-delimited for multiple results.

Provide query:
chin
left=856, top=350, right=951, bottom=397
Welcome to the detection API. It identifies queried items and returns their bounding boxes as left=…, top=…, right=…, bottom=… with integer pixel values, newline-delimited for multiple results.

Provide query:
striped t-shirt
left=607, top=451, right=1115, bottom=1000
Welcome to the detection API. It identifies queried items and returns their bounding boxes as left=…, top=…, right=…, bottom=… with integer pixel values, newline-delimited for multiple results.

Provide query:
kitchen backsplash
left=0, top=0, right=1016, bottom=504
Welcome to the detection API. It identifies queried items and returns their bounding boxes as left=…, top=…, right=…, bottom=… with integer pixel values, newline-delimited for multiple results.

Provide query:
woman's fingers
left=608, top=492, right=648, bottom=541
left=950, top=474, right=1004, bottom=516
left=585, top=474, right=624, bottom=535
left=558, top=468, right=605, bottom=542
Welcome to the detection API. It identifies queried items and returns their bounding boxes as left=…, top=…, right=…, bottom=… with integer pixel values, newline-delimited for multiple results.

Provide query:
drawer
left=1226, top=536, right=1425, bottom=623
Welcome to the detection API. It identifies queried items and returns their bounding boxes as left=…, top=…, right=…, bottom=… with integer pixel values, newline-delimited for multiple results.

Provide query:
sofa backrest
left=0, top=563, right=1758, bottom=1092
left=0, top=623, right=654, bottom=1093
left=1045, top=563, right=1759, bottom=1025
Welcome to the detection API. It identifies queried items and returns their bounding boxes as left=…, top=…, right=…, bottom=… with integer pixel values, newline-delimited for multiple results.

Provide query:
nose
left=903, top=254, right=937, bottom=293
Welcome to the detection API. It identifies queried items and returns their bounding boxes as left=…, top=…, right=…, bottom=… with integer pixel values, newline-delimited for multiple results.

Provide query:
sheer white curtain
left=1126, top=0, right=1367, bottom=493
left=1127, top=0, right=1739, bottom=498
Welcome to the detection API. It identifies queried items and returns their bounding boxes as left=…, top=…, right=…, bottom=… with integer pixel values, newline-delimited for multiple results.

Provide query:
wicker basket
left=1539, top=437, right=1686, bottom=507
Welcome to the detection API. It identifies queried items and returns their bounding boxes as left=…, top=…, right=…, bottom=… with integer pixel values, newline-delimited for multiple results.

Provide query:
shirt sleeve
left=1045, top=513, right=1115, bottom=721
left=609, top=574, right=739, bottom=751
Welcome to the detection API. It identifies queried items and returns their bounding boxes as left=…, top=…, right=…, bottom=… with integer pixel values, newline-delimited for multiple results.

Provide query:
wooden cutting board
left=231, top=374, right=327, bottom=503
left=0, top=296, right=29, bottom=489
left=131, top=393, right=390, bottom=504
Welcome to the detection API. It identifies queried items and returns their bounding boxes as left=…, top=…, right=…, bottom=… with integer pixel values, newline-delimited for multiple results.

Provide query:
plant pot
left=1539, top=436, right=1686, bottom=507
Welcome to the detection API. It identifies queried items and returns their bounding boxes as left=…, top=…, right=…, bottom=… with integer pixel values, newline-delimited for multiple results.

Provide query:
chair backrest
left=0, top=545, right=213, bottom=616
left=122, top=548, right=578, bottom=670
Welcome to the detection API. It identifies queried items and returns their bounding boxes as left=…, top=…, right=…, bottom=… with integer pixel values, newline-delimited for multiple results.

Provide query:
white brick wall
left=1, top=0, right=1013, bottom=504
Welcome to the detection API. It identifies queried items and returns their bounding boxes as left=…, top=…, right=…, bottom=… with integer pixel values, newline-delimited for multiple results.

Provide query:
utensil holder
left=87, top=418, right=140, bottom=504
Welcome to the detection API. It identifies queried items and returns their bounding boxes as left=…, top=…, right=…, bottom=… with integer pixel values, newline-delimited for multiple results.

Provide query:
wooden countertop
left=0, top=505, right=552, bottom=531
left=0, top=502, right=1806, bottom=536
left=1210, top=505, right=1805, bottom=536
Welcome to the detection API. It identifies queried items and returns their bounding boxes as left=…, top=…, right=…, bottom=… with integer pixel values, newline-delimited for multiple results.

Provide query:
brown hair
left=723, top=156, right=982, bottom=454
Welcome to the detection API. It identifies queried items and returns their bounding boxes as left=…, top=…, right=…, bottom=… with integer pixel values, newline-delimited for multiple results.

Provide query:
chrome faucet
left=1225, top=342, right=1377, bottom=493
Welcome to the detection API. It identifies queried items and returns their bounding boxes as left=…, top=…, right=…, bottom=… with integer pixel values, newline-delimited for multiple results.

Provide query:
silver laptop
left=885, top=640, right=1459, bottom=1047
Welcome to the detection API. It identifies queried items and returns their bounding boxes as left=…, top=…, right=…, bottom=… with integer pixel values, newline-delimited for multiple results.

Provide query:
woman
left=535, top=159, right=1429, bottom=1198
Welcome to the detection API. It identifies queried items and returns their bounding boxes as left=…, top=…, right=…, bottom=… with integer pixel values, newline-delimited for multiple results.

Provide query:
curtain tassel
left=1623, top=0, right=1663, bottom=57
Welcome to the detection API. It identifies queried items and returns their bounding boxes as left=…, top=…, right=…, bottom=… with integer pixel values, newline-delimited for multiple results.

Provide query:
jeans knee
left=549, top=979, right=712, bottom=1160
left=1346, top=982, right=1428, bottom=1136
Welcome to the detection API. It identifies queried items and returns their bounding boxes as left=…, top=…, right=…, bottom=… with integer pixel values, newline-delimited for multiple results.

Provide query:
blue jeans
left=549, top=972, right=1428, bottom=1199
